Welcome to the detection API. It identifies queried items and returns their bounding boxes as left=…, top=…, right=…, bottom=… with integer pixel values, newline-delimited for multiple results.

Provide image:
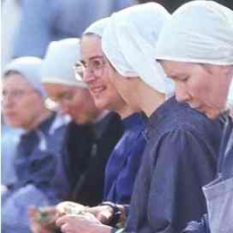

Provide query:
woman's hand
left=56, top=213, right=112, bottom=233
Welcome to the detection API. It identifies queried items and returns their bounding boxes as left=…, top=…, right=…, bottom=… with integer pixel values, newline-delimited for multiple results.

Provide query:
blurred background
left=2, top=0, right=233, bottom=72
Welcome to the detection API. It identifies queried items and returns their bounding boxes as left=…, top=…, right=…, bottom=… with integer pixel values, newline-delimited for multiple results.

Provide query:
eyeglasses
left=74, top=56, right=106, bottom=78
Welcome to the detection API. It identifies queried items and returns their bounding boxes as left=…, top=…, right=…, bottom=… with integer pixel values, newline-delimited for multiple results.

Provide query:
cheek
left=187, top=76, right=210, bottom=100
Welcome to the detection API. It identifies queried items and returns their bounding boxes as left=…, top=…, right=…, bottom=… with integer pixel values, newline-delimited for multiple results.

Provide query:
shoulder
left=156, top=97, right=223, bottom=143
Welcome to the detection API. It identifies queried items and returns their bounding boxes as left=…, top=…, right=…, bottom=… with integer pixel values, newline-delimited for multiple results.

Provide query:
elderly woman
left=55, top=2, right=223, bottom=233
left=1, top=57, right=69, bottom=233
left=155, top=1, right=233, bottom=233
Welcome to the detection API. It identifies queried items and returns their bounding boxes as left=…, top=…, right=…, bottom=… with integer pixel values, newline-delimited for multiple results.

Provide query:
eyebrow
left=80, top=55, right=104, bottom=65
left=169, top=75, right=178, bottom=80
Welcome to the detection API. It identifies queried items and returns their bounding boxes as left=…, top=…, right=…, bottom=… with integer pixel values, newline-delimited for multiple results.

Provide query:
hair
left=3, top=70, right=22, bottom=79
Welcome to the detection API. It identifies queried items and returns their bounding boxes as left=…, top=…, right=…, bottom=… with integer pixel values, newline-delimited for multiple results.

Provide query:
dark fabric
left=183, top=115, right=233, bottom=233
left=104, top=113, right=146, bottom=204
left=63, top=122, right=94, bottom=194
left=218, top=116, right=233, bottom=179
left=13, top=114, right=69, bottom=202
left=137, top=1, right=233, bottom=12
left=125, top=97, right=223, bottom=233
left=68, top=112, right=124, bottom=206
left=182, top=215, right=210, bottom=233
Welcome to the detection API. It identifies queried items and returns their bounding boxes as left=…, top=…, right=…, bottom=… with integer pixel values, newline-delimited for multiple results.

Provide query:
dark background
left=137, top=0, right=233, bottom=12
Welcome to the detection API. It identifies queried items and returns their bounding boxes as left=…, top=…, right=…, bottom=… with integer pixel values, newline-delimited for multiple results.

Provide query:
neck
left=116, top=103, right=136, bottom=119
left=137, top=83, right=165, bottom=117
left=93, top=110, right=110, bottom=123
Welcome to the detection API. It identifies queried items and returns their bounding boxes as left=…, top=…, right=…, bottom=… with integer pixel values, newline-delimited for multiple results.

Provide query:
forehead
left=44, top=83, right=85, bottom=97
left=80, top=35, right=103, bottom=60
left=160, top=60, right=199, bottom=78
left=44, top=83, right=74, bottom=95
left=3, top=73, right=32, bottom=90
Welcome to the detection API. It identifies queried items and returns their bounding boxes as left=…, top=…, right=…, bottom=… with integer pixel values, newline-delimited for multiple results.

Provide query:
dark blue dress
left=104, top=113, right=147, bottom=204
left=183, top=114, right=233, bottom=233
left=125, top=97, right=223, bottom=233
left=1, top=114, right=69, bottom=233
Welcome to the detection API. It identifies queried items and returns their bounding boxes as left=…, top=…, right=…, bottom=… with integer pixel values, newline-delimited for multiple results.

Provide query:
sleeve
left=12, top=0, right=55, bottom=58
left=182, top=214, right=210, bottom=233
left=113, top=134, right=146, bottom=204
left=147, top=129, right=215, bottom=233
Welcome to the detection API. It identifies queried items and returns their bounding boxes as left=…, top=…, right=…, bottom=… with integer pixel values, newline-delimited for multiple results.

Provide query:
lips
left=3, top=111, right=16, bottom=119
left=89, top=85, right=106, bottom=96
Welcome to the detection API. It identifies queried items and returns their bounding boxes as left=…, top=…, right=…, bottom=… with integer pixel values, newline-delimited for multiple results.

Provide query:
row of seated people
left=1, top=38, right=146, bottom=233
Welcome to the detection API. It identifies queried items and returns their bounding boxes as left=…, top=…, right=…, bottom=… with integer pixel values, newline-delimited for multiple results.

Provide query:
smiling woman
left=41, top=38, right=101, bottom=125
left=80, top=34, right=129, bottom=115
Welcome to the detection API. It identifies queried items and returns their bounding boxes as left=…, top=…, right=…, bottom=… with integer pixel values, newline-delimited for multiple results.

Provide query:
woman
left=155, top=1, right=233, bottom=232
left=79, top=18, right=147, bottom=207
left=2, top=57, right=69, bottom=233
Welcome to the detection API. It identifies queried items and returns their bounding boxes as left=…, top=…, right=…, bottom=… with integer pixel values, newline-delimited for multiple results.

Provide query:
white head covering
left=84, top=17, right=109, bottom=37
left=42, top=38, right=87, bottom=88
left=101, top=3, right=174, bottom=95
left=226, top=80, right=233, bottom=110
left=155, top=1, right=233, bottom=65
left=3, top=57, right=46, bottom=97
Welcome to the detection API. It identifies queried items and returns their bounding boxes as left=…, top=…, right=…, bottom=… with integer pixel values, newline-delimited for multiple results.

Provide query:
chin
left=205, top=110, right=221, bottom=120
left=5, top=120, right=22, bottom=128
left=94, top=99, right=108, bottom=110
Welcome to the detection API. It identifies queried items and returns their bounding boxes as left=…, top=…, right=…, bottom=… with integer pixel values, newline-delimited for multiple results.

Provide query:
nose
left=175, top=83, right=190, bottom=103
left=2, top=94, right=14, bottom=108
left=59, top=103, right=70, bottom=115
left=82, top=68, right=97, bottom=84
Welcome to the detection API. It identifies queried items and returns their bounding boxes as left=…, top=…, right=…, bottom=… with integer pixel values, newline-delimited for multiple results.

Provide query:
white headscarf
left=83, top=17, right=109, bottom=37
left=155, top=1, right=233, bottom=65
left=226, top=80, right=233, bottom=110
left=4, top=57, right=46, bottom=97
left=42, top=38, right=87, bottom=88
left=101, top=3, right=174, bottom=95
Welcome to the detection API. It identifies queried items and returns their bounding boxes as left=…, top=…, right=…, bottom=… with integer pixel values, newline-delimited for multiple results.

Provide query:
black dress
left=64, top=112, right=124, bottom=206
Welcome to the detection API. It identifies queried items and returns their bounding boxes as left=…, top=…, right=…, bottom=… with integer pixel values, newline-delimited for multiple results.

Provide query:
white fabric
left=1, top=0, right=21, bottom=71
left=3, top=57, right=46, bottom=97
left=84, top=17, right=109, bottom=37
left=203, top=176, right=233, bottom=233
left=226, top=80, right=233, bottom=110
left=101, top=3, right=174, bottom=94
left=42, top=38, right=87, bottom=88
left=156, top=1, right=233, bottom=65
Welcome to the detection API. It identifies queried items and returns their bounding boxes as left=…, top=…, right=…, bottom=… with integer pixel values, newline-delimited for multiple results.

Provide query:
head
left=79, top=18, right=128, bottom=114
left=2, top=57, right=50, bottom=130
left=161, top=61, right=233, bottom=118
left=156, top=1, right=233, bottom=119
left=101, top=3, right=174, bottom=111
left=42, top=38, right=101, bottom=124
left=43, top=83, right=99, bottom=124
